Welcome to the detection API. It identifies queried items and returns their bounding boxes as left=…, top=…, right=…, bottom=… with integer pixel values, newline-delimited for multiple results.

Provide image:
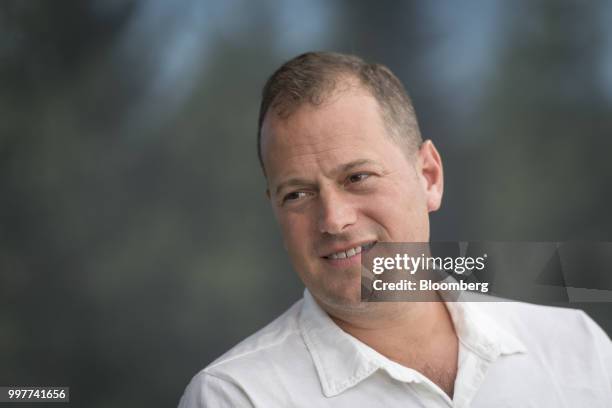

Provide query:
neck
left=316, top=295, right=459, bottom=397
left=327, top=300, right=455, bottom=349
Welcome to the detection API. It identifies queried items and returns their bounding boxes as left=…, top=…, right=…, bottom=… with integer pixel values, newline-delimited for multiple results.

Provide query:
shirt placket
left=451, top=342, right=496, bottom=408
left=408, top=381, right=454, bottom=408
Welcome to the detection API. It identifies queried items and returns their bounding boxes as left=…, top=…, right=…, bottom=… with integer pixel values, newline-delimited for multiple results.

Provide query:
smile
left=324, top=241, right=376, bottom=260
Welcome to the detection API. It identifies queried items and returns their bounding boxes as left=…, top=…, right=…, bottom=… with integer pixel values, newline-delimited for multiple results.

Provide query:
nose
left=317, top=188, right=357, bottom=235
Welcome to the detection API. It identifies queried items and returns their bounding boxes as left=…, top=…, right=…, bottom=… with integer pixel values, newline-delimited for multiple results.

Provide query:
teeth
left=328, top=244, right=370, bottom=260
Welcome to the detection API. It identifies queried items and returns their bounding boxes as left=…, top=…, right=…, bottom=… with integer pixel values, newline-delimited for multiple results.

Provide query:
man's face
left=260, top=86, right=443, bottom=310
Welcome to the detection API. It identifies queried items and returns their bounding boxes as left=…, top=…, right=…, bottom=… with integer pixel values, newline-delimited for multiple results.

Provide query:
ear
left=417, top=140, right=444, bottom=212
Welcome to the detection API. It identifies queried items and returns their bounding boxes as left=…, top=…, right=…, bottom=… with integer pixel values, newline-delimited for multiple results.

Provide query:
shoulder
left=463, top=291, right=606, bottom=339
left=477, top=298, right=607, bottom=342
left=178, top=370, right=254, bottom=408
left=475, top=298, right=611, bottom=377
left=179, top=298, right=317, bottom=407
left=204, top=298, right=308, bottom=376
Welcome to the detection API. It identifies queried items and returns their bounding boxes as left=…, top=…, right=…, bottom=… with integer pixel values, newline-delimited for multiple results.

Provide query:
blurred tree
left=1, top=1, right=611, bottom=407
left=474, top=0, right=612, bottom=240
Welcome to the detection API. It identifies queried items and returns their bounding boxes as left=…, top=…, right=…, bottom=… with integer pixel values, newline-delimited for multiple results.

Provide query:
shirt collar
left=298, top=290, right=380, bottom=397
left=298, top=289, right=527, bottom=397
left=444, top=300, right=527, bottom=360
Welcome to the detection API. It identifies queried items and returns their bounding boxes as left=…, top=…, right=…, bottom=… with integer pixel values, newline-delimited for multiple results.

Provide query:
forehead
left=261, top=89, right=398, bottom=179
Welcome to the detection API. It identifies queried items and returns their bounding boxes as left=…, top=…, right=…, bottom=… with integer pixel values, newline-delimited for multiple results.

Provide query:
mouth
left=322, top=241, right=377, bottom=260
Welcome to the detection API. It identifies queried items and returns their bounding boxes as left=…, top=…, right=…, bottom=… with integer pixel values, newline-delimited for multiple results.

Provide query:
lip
left=319, top=240, right=377, bottom=259
left=319, top=241, right=377, bottom=268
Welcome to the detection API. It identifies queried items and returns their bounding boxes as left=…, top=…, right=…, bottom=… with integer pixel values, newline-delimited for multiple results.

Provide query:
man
left=179, top=52, right=611, bottom=407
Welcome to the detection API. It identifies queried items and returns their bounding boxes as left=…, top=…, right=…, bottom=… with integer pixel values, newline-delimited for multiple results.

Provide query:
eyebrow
left=274, top=159, right=382, bottom=196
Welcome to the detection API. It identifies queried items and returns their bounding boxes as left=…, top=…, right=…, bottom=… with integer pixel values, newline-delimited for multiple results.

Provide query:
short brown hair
left=257, top=51, right=423, bottom=173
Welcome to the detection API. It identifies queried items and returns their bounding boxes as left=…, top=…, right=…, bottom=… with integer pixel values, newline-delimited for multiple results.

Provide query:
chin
left=316, top=281, right=364, bottom=310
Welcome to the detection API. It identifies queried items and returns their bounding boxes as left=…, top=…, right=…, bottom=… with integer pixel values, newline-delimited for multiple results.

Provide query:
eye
left=282, top=191, right=308, bottom=204
left=347, top=173, right=370, bottom=184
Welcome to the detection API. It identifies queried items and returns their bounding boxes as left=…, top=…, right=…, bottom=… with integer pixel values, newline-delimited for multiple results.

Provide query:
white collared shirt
left=178, top=290, right=611, bottom=407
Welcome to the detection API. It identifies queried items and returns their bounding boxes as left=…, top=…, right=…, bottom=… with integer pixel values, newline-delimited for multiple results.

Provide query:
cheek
left=368, top=180, right=416, bottom=212
left=279, top=213, right=314, bottom=254
left=362, top=181, right=429, bottom=240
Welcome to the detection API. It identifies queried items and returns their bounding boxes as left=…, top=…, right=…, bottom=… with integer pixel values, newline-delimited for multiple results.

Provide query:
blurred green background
left=1, top=0, right=611, bottom=406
